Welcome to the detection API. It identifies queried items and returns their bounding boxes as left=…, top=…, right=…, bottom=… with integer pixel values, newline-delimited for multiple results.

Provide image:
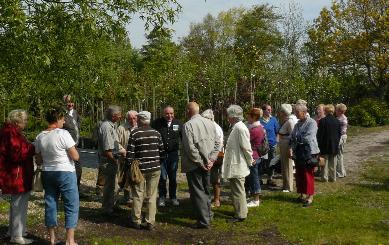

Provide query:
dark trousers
left=262, top=145, right=276, bottom=179
left=186, top=167, right=211, bottom=227
left=158, top=151, right=179, bottom=199
left=75, top=161, right=82, bottom=190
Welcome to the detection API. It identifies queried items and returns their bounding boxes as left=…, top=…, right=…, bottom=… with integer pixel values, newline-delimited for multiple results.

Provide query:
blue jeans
left=158, top=151, right=178, bottom=199
left=248, top=159, right=262, bottom=195
left=42, top=171, right=79, bottom=228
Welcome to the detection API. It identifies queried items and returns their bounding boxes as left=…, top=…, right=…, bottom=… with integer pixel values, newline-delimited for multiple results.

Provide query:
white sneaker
left=171, top=198, right=179, bottom=206
left=247, top=200, right=260, bottom=208
left=158, top=197, right=166, bottom=207
left=10, top=237, right=33, bottom=244
left=282, top=189, right=290, bottom=193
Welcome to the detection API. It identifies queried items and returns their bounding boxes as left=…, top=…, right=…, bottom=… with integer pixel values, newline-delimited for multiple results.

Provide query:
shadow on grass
left=348, top=177, right=389, bottom=192
left=0, top=225, right=50, bottom=245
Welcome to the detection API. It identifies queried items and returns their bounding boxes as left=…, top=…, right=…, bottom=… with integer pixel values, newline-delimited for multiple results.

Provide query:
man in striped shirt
left=126, top=111, right=164, bottom=230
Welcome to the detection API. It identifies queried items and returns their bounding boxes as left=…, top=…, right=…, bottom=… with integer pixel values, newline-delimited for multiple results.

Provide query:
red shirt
left=248, top=123, right=266, bottom=160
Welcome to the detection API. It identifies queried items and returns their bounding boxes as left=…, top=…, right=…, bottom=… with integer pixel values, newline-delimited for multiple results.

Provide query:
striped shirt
left=126, top=126, right=164, bottom=172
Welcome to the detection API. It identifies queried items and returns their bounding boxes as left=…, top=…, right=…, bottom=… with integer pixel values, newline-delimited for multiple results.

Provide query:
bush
left=348, top=99, right=389, bottom=127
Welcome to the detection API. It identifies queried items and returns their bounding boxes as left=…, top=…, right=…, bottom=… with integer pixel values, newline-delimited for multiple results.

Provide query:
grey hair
left=105, top=105, right=122, bottom=120
left=126, top=110, right=138, bottom=118
left=227, top=105, right=244, bottom=121
left=7, top=109, right=27, bottom=124
left=294, top=103, right=308, bottom=113
left=138, top=118, right=150, bottom=125
left=201, top=109, right=214, bottom=121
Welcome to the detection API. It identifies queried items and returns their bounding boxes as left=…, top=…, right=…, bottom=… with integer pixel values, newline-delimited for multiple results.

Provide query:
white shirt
left=214, top=121, right=224, bottom=152
left=35, top=129, right=76, bottom=172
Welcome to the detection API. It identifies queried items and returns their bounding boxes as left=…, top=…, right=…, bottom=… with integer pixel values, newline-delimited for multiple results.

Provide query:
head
left=296, top=99, right=307, bottom=106
left=335, top=103, right=347, bottom=117
left=186, top=102, right=200, bottom=118
left=324, top=104, right=335, bottom=116
left=294, top=104, right=308, bottom=121
left=63, top=95, right=74, bottom=111
left=316, top=104, right=325, bottom=118
left=137, top=111, right=151, bottom=127
left=247, top=108, right=262, bottom=124
left=226, top=105, right=244, bottom=125
left=163, top=106, right=174, bottom=122
left=7, top=109, right=28, bottom=130
left=261, top=104, right=272, bottom=117
left=201, top=109, right=214, bottom=121
left=105, top=105, right=122, bottom=123
left=279, top=104, right=292, bottom=120
left=126, top=110, right=138, bottom=128
left=45, top=107, right=66, bottom=128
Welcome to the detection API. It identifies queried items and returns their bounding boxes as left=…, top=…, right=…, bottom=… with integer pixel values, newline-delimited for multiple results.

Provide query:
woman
left=222, top=105, right=254, bottom=222
left=335, top=103, right=348, bottom=178
left=35, top=108, right=79, bottom=245
left=278, top=104, right=296, bottom=193
left=0, top=110, right=35, bottom=244
left=314, top=104, right=325, bottom=125
left=246, top=108, right=265, bottom=207
left=290, top=104, right=320, bottom=207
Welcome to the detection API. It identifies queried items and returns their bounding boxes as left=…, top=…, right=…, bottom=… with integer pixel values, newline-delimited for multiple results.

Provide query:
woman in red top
left=246, top=108, right=266, bottom=208
left=0, top=110, right=35, bottom=244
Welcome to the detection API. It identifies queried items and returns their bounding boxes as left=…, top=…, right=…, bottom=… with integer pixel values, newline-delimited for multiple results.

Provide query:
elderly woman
left=278, top=104, right=296, bottom=193
left=335, top=103, right=348, bottom=178
left=290, top=104, right=320, bottom=207
left=201, top=109, right=224, bottom=208
left=314, top=104, right=325, bottom=125
left=222, top=105, right=254, bottom=222
left=317, top=104, right=341, bottom=182
left=35, top=108, right=80, bottom=245
left=0, top=110, right=35, bottom=244
left=246, top=108, right=265, bottom=207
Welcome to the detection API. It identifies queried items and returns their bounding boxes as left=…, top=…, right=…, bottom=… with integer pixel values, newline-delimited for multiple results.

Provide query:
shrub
left=348, top=99, right=389, bottom=127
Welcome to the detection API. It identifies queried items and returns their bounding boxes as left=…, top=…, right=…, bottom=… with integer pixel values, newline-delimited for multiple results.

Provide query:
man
left=98, top=105, right=126, bottom=214
left=126, top=111, right=164, bottom=230
left=117, top=110, right=138, bottom=204
left=151, top=106, right=182, bottom=207
left=259, top=104, right=279, bottom=186
left=181, top=102, right=221, bottom=229
left=62, top=95, right=83, bottom=192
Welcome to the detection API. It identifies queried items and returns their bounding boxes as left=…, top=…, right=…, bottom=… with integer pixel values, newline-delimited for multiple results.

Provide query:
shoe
left=227, top=217, right=245, bottom=223
left=211, top=201, right=221, bottom=208
left=296, top=197, right=305, bottom=203
left=282, top=189, right=290, bottom=193
left=247, top=200, right=260, bottom=208
left=190, top=222, right=209, bottom=229
left=170, top=198, right=179, bottom=206
left=158, top=197, right=166, bottom=207
left=10, top=237, right=33, bottom=244
left=303, top=200, right=313, bottom=207
left=141, top=223, right=155, bottom=231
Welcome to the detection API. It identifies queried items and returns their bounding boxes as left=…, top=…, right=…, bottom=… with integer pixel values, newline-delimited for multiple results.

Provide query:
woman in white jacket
left=222, top=105, right=254, bottom=223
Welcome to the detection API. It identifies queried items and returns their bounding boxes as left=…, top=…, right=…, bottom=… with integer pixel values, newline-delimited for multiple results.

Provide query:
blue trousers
left=158, top=151, right=178, bottom=199
left=248, top=158, right=262, bottom=195
left=42, top=171, right=79, bottom=228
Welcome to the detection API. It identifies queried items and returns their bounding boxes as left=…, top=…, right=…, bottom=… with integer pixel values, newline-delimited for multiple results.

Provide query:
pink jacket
left=248, top=122, right=265, bottom=160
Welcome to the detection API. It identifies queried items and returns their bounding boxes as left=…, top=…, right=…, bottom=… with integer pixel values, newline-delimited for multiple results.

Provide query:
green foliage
left=348, top=99, right=389, bottom=127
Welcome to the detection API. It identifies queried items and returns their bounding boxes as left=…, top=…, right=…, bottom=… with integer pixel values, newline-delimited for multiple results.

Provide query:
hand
left=200, top=164, right=208, bottom=171
left=119, top=148, right=126, bottom=157
left=206, top=160, right=214, bottom=170
left=251, top=159, right=257, bottom=166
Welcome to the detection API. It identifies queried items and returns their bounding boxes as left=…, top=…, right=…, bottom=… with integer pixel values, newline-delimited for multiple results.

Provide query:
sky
left=127, top=0, right=331, bottom=49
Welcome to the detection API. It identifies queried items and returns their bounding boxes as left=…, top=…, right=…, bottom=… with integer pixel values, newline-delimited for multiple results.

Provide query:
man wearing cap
left=181, top=102, right=221, bottom=229
left=117, top=110, right=138, bottom=204
left=151, top=106, right=182, bottom=207
left=126, top=111, right=164, bottom=230
left=63, top=95, right=83, bottom=193
left=98, top=105, right=126, bottom=214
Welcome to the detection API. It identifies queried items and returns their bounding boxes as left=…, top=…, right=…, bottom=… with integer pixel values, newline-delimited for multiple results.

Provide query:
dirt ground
left=1, top=128, right=389, bottom=244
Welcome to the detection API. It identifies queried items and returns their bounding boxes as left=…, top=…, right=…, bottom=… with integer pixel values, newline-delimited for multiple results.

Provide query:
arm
left=126, top=133, right=135, bottom=164
left=182, top=125, right=205, bottom=169
left=239, top=127, right=254, bottom=166
left=67, top=146, right=80, bottom=161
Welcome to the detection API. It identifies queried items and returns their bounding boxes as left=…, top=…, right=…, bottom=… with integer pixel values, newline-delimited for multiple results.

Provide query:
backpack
left=257, top=128, right=270, bottom=156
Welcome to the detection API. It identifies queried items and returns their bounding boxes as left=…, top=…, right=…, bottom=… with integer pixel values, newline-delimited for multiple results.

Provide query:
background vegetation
left=1, top=0, right=388, bottom=135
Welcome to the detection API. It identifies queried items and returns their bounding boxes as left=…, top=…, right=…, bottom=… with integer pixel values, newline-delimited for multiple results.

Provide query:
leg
left=305, top=167, right=315, bottom=204
left=75, top=160, right=82, bottom=191
left=210, top=163, right=221, bottom=206
left=144, top=170, right=160, bottom=225
left=95, top=164, right=105, bottom=194
left=321, top=155, right=329, bottom=182
left=158, top=158, right=168, bottom=200
left=42, top=171, right=60, bottom=244
left=186, top=168, right=211, bottom=227
left=131, top=176, right=146, bottom=225
left=102, top=161, right=118, bottom=213
left=328, top=155, right=337, bottom=182
left=295, top=165, right=304, bottom=196
left=266, top=145, right=276, bottom=184
left=336, top=135, right=347, bottom=178
left=229, top=178, right=248, bottom=219
left=167, top=152, right=179, bottom=200
left=280, top=141, right=293, bottom=191
left=9, top=192, right=31, bottom=238
left=248, top=159, right=261, bottom=198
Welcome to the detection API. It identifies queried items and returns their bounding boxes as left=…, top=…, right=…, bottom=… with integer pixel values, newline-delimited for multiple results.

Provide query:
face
left=128, top=113, right=137, bottom=127
left=112, top=112, right=122, bottom=123
left=296, top=110, right=306, bottom=120
left=247, top=115, right=254, bottom=124
left=164, top=107, right=174, bottom=122
left=66, top=101, right=74, bottom=110
left=16, top=117, right=28, bottom=130
left=57, top=117, right=65, bottom=129
left=316, top=106, right=324, bottom=117
left=263, top=106, right=271, bottom=116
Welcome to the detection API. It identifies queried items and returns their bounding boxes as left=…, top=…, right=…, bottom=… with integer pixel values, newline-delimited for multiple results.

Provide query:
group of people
left=0, top=96, right=348, bottom=244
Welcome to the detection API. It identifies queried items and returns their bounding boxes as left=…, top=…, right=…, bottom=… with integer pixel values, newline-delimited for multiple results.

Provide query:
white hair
left=227, top=105, right=244, bottom=121
left=7, top=109, right=27, bottom=124
left=294, top=104, right=308, bottom=113
left=105, top=105, right=122, bottom=120
left=126, top=110, right=138, bottom=118
left=201, top=109, right=214, bottom=121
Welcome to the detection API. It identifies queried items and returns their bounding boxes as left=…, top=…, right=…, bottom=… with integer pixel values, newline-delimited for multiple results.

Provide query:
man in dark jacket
left=317, top=104, right=341, bottom=182
left=151, top=106, right=182, bottom=207
left=63, top=95, right=83, bottom=192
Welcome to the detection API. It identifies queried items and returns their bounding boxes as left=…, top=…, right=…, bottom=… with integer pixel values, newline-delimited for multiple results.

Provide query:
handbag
left=257, top=130, right=270, bottom=156
left=129, top=160, right=144, bottom=185
left=33, top=166, right=43, bottom=192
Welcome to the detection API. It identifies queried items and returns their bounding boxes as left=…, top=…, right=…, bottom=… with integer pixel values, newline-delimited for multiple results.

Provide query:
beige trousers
left=229, top=177, right=248, bottom=219
left=336, top=135, right=347, bottom=178
left=322, top=154, right=337, bottom=182
left=131, top=170, right=160, bottom=225
left=279, top=140, right=294, bottom=192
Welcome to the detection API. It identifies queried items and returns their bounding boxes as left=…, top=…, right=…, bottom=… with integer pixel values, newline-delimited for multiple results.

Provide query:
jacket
left=151, top=117, right=182, bottom=153
left=317, top=114, right=341, bottom=155
left=248, top=122, right=265, bottom=160
left=222, top=121, right=253, bottom=179
left=0, top=123, right=35, bottom=194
